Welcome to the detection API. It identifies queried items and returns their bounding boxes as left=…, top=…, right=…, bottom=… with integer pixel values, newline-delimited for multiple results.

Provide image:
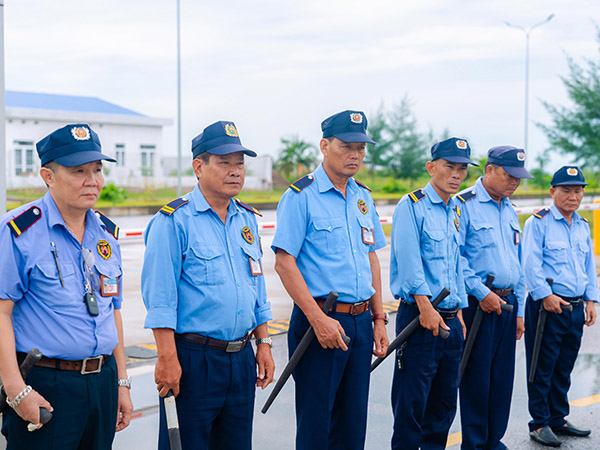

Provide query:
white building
left=5, top=91, right=172, bottom=189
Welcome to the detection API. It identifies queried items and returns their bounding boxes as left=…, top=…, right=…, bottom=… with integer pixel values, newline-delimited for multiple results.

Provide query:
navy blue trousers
left=459, top=293, right=517, bottom=450
left=391, top=303, right=464, bottom=450
left=288, top=304, right=373, bottom=450
left=524, top=295, right=585, bottom=431
left=158, top=337, right=256, bottom=450
left=1, top=355, right=118, bottom=450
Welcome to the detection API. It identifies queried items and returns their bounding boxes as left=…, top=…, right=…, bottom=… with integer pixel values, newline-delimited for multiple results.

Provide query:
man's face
left=321, top=137, right=366, bottom=179
left=194, top=152, right=245, bottom=200
left=41, top=161, right=105, bottom=212
left=550, top=185, right=584, bottom=215
left=484, top=164, right=521, bottom=199
left=426, top=159, right=469, bottom=197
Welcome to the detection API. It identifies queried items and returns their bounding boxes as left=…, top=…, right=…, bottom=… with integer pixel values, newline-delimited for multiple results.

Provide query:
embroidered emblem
left=456, top=140, right=467, bottom=150
left=97, top=240, right=112, bottom=260
left=567, top=168, right=578, bottom=176
left=350, top=113, right=363, bottom=124
left=517, top=152, right=525, bottom=162
left=358, top=199, right=368, bottom=214
left=224, top=123, right=239, bottom=137
left=454, top=218, right=460, bottom=231
left=242, top=226, right=254, bottom=244
left=71, top=126, right=90, bottom=141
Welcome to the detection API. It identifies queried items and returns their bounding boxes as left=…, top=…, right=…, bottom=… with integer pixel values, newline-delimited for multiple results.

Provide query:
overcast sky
left=5, top=0, right=600, bottom=171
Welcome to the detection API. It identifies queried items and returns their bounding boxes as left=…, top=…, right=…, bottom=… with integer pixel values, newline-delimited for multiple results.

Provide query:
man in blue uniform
left=457, top=146, right=532, bottom=450
left=272, top=110, right=388, bottom=450
left=390, top=137, right=475, bottom=450
left=142, top=121, right=274, bottom=450
left=0, top=124, right=133, bottom=449
left=523, top=166, right=597, bottom=447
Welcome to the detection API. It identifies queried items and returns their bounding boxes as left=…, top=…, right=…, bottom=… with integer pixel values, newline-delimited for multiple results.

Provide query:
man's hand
left=372, top=321, right=388, bottom=357
left=255, top=345, right=275, bottom=389
left=115, top=386, right=133, bottom=432
left=311, top=313, right=348, bottom=351
left=585, top=301, right=597, bottom=326
left=12, top=389, right=53, bottom=428
left=457, top=309, right=467, bottom=340
left=516, top=317, right=525, bottom=340
left=155, top=352, right=182, bottom=397
left=417, top=304, right=448, bottom=336
left=480, top=291, right=506, bottom=315
left=542, top=294, right=570, bottom=314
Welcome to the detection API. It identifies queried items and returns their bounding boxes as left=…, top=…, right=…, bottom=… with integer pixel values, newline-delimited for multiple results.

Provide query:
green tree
left=539, top=29, right=600, bottom=170
left=363, top=104, right=391, bottom=179
left=274, top=135, right=318, bottom=181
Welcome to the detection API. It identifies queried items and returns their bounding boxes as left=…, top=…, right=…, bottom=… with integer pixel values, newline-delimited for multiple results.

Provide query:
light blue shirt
left=458, top=177, right=527, bottom=316
left=0, top=192, right=122, bottom=360
left=390, top=182, right=467, bottom=309
left=271, top=163, right=386, bottom=303
left=142, top=185, right=271, bottom=341
left=523, top=204, right=598, bottom=302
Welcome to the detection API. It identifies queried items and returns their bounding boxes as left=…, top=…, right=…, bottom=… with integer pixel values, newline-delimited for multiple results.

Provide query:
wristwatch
left=118, top=377, right=132, bottom=389
left=256, top=337, right=273, bottom=348
left=372, top=312, right=389, bottom=325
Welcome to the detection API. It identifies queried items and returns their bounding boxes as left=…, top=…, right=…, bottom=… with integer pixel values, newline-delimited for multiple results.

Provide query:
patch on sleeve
left=456, top=190, right=476, bottom=202
left=289, top=175, right=314, bottom=193
left=408, top=189, right=425, bottom=203
left=159, top=197, right=190, bottom=216
left=95, top=210, right=120, bottom=240
left=533, top=208, right=550, bottom=219
left=6, top=206, right=42, bottom=237
left=235, top=199, right=262, bottom=217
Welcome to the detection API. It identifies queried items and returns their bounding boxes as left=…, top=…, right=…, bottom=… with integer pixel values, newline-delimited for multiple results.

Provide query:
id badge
left=249, top=257, right=263, bottom=276
left=100, top=275, right=119, bottom=297
left=362, top=227, right=375, bottom=245
left=514, top=230, right=520, bottom=245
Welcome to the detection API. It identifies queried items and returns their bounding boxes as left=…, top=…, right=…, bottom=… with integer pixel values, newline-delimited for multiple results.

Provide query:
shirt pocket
left=32, top=261, right=77, bottom=305
left=186, top=244, right=227, bottom=286
left=422, top=229, right=445, bottom=260
left=94, top=260, right=122, bottom=298
left=576, top=240, right=589, bottom=259
left=357, top=216, right=375, bottom=250
left=509, top=221, right=522, bottom=246
left=544, top=241, right=569, bottom=265
left=310, top=217, right=347, bottom=254
left=241, top=244, right=262, bottom=285
left=470, top=219, right=496, bottom=249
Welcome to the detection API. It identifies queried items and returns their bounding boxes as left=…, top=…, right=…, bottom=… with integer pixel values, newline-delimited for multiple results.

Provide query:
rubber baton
left=164, top=390, right=183, bottom=450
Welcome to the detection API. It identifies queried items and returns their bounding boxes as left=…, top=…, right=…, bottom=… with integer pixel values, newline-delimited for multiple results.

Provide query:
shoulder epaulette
left=95, top=211, right=119, bottom=240
left=457, top=190, right=476, bottom=202
left=533, top=208, right=550, bottom=219
left=355, top=180, right=372, bottom=192
left=408, top=189, right=425, bottom=203
left=289, top=174, right=314, bottom=193
left=6, top=205, right=42, bottom=238
left=581, top=216, right=589, bottom=223
left=235, top=199, right=262, bottom=217
left=159, top=197, right=190, bottom=216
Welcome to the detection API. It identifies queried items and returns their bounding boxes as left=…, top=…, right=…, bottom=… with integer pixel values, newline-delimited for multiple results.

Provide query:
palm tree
left=274, top=135, right=318, bottom=181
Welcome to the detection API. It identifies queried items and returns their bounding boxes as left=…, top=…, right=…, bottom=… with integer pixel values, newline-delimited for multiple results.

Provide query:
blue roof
left=5, top=90, right=145, bottom=117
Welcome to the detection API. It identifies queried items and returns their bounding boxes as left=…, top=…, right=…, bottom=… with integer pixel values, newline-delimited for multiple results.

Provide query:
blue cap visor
left=503, top=165, right=534, bottom=179
left=54, top=151, right=116, bottom=167
left=436, top=155, right=479, bottom=166
left=332, top=132, right=376, bottom=145
left=204, top=143, right=257, bottom=157
left=552, top=180, right=588, bottom=187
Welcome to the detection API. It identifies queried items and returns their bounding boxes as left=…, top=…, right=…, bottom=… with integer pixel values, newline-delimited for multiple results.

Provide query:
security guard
left=457, top=146, right=532, bottom=450
left=272, top=110, right=388, bottom=450
left=0, top=124, right=132, bottom=449
left=523, top=166, right=597, bottom=447
left=142, top=121, right=274, bottom=450
left=390, top=137, right=475, bottom=450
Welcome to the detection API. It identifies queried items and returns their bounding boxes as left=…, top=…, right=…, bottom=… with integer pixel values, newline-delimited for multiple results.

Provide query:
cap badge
left=97, top=239, right=112, bottom=260
left=517, top=152, right=525, bottom=162
left=71, top=126, right=90, bottom=141
left=358, top=199, right=368, bottom=215
left=350, top=113, right=363, bottom=124
left=567, top=168, right=578, bottom=176
left=456, top=140, right=468, bottom=150
left=224, top=123, right=239, bottom=137
left=242, top=226, right=254, bottom=244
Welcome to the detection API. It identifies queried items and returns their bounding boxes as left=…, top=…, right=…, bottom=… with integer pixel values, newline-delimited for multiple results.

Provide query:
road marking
left=570, top=394, right=600, bottom=407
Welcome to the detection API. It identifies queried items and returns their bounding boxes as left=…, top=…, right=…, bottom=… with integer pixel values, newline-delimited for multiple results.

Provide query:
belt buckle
left=80, top=355, right=104, bottom=375
left=350, top=301, right=366, bottom=316
left=225, top=340, right=244, bottom=353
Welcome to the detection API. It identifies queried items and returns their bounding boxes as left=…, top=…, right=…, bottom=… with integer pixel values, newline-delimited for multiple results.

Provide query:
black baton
left=370, top=287, right=451, bottom=372
left=163, top=390, right=183, bottom=450
left=459, top=274, right=496, bottom=383
left=528, top=278, right=572, bottom=383
left=0, top=349, right=53, bottom=428
left=261, top=291, right=349, bottom=414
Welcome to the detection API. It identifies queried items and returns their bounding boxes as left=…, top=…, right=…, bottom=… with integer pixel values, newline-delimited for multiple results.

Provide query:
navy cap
left=36, top=124, right=115, bottom=167
left=551, top=165, right=588, bottom=187
left=321, top=110, right=376, bottom=144
left=487, top=146, right=533, bottom=179
left=191, top=121, right=256, bottom=158
left=431, top=137, right=478, bottom=166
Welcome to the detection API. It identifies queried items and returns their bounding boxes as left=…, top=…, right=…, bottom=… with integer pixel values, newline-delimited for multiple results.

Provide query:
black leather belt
left=557, top=294, right=584, bottom=306
left=436, top=307, right=459, bottom=320
left=176, top=333, right=249, bottom=352
left=492, top=287, right=513, bottom=297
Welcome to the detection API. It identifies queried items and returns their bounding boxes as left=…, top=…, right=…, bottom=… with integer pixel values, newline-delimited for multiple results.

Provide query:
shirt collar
left=190, top=184, right=238, bottom=218
left=43, top=191, right=102, bottom=231
left=314, top=163, right=358, bottom=195
left=424, top=182, right=445, bottom=205
left=550, top=203, right=581, bottom=223
left=475, top=176, right=511, bottom=207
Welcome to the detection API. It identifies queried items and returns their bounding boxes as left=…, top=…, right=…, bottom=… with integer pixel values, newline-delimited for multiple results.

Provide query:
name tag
left=249, top=257, right=263, bottom=276
left=362, top=227, right=375, bottom=245
left=100, top=275, right=119, bottom=297
left=514, top=230, right=520, bottom=245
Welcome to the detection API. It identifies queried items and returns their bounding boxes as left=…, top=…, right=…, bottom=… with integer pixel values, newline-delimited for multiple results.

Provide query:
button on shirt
left=458, top=177, right=527, bottom=316
left=142, top=185, right=272, bottom=341
left=0, top=192, right=122, bottom=360
left=390, top=182, right=467, bottom=309
left=271, top=164, right=386, bottom=303
left=524, top=204, right=598, bottom=302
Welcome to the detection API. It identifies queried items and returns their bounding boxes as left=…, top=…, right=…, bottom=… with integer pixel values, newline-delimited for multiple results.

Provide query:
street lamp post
left=176, top=0, right=182, bottom=197
left=505, top=14, right=554, bottom=188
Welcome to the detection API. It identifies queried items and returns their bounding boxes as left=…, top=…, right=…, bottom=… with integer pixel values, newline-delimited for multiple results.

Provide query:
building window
left=140, top=144, right=155, bottom=177
left=115, top=143, right=125, bottom=167
left=14, top=140, right=35, bottom=175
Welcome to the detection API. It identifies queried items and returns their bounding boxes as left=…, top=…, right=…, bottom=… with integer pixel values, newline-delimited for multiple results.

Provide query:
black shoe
left=529, top=426, right=562, bottom=447
left=552, top=420, right=591, bottom=437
